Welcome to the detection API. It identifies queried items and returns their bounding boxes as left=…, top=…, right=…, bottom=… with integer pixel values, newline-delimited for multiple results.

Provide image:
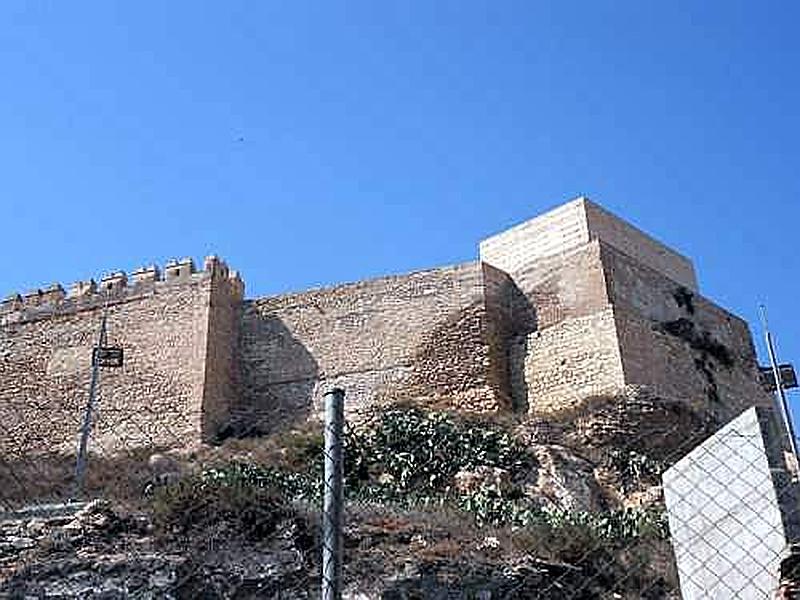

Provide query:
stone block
left=132, top=265, right=160, bottom=284
left=479, top=196, right=697, bottom=290
left=100, top=271, right=128, bottom=293
left=40, top=284, right=65, bottom=304
left=1, top=293, right=22, bottom=311
left=164, top=258, right=195, bottom=281
left=68, top=279, right=96, bottom=298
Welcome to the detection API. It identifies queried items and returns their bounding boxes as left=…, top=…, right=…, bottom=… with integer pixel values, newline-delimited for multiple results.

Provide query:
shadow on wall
left=396, top=275, right=539, bottom=415
left=232, top=278, right=539, bottom=438
left=228, top=308, right=319, bottom=439
left=507, top=282, right=537, bottom=413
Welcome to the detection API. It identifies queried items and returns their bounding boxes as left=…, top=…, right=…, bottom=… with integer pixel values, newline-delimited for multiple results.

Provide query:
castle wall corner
left=200, top=260, right=245, bottom=442
left=522, top=306, right=626, bottom=414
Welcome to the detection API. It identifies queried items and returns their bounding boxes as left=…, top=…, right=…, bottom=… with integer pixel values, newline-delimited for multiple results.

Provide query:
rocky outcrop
left=0, top=499, right=311, bottom=599
left=524, top=445, right=608, bottom=512
left=1, top=497, right=675, bottom=599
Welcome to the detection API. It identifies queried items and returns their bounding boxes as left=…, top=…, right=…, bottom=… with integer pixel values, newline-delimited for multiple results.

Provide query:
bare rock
left=525, top=445, right=606, bottom=512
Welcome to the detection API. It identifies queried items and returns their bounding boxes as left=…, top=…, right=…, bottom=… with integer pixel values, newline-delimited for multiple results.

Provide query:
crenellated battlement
left=0, top=255, right=244, bottom=325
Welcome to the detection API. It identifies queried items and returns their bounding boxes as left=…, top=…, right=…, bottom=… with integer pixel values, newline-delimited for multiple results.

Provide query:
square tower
left=479, top=198, right=770, bottom=424
left=479, top=196, right=698, bottom=291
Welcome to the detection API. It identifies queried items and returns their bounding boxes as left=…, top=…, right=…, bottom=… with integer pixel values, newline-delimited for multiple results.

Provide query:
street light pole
left=73, top=300, right=109, bottom=499
left=759, top=305, right=799, bottom=466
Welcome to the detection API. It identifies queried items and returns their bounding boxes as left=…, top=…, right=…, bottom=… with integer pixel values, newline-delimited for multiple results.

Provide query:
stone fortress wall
left=0, top=197, right=774, bottom=465
left=236, top=261, right=518, bottom=435
left=0, top=257, right=243, bottom=458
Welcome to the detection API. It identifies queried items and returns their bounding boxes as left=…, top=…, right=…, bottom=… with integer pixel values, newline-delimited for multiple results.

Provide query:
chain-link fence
left=662, top=406, right=800, bottom=599
left=2, top=379, right=798, bottom=598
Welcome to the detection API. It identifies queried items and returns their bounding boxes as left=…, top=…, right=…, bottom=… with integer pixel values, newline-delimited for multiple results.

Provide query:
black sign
left=758, top=364, right=798, bottom=392
left=93, top=347, right=124, bottom=368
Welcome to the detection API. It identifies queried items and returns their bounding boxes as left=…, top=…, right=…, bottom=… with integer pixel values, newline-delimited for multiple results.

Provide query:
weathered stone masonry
left=236, top=261, right=517, bottom=435
left=0, top=257, right=243, bottom=457
left=480, top=197, right=772, bottom=424
left=0, top=197, right=774, bottom=467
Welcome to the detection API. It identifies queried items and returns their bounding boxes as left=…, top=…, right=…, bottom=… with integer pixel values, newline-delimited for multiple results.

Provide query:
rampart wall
left=523, top=307, right=625, bottom=413
left=480, top=205, right=768, bottom=422
left=510, top=238, right=770, bottom=421
left=202, top=259, right=245, bottom=439
left=236, top=262, right=517, bottom=434
left=0, top=257, right=243, bottom=460
left=506, top=240, right=609, bottom=328
left=600, top=242, right=773, bottom=421
left=583, top=200, right=698, bottom=291
left=479, top=199, right=589, bottom=275
left=503, top=240, right=621, bottom=411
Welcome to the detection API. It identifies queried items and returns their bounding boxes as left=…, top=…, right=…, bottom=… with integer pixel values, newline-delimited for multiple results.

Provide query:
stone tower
left=480, top=197, right=771, bottom=422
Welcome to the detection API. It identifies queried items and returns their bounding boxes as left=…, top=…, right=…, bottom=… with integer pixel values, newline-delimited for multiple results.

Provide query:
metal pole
left=322, top=387, right=345, bottom=600
left=74, top=302, right=109, bottom=498
left=759, top=305, right=800, bottom=464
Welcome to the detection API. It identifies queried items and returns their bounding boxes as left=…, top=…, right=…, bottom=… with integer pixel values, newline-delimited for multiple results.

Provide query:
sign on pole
left=93, top=347, right=124, bottom=368
left=759, top=364, right=798, bottom=392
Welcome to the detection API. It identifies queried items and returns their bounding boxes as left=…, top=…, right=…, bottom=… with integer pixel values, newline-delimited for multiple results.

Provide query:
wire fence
left=2, top=386, right=799, bottom=598
left=663, top=406, right=800, bottom=599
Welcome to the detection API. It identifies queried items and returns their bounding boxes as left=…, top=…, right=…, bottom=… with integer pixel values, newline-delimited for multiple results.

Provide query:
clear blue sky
left=1, top=3, right=797, bottom=382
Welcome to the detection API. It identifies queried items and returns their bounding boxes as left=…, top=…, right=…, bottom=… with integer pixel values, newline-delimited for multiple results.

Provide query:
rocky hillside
left=1, top=499, right=676, bottom=599
left=0, top=399, right=695, bottom=598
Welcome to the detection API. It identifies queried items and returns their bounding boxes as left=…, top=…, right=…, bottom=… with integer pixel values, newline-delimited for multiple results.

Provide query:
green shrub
left=152, top=407, right=667, bottom=548
left=456, top=489, right=668, bottom=542
left=605, top=448, right=666, bottom=493
left=345, top=407, right=532, bottom=492
left=273, top=428, right=325, bottom=473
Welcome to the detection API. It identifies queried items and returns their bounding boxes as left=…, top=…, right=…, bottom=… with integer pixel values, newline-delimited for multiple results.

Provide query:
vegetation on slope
left=154, top=405, right=667, bottom=548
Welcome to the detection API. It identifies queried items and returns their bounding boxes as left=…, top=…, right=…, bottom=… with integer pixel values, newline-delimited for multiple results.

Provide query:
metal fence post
left=322, top=387, right=345, bottom=600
